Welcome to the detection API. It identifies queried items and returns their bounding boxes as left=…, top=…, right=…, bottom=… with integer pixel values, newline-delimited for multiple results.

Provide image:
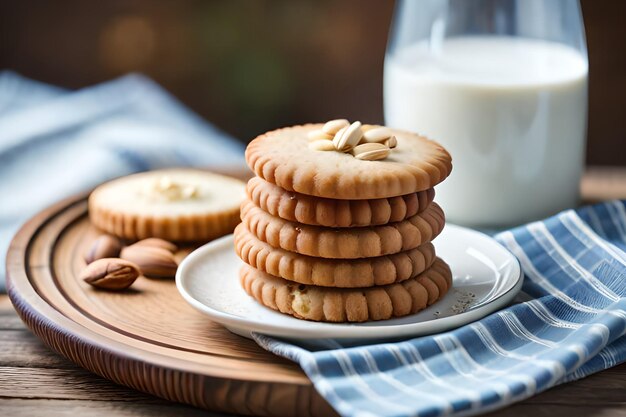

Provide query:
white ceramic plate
left=176, top=225, right=522, bottom=342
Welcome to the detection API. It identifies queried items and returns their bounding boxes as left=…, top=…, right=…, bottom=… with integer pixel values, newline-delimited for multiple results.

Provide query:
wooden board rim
left=5, top=193, right=335, bottom=416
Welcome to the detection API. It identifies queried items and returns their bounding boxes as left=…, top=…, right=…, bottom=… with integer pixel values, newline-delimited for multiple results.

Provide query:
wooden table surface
left=2, top=166, right=626, bottom=417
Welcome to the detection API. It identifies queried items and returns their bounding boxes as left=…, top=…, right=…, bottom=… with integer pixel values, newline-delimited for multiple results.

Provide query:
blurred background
left=0, top=0, right=623, bottom=165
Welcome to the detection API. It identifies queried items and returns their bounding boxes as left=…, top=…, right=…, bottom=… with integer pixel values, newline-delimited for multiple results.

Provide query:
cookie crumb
left=450, top=290, right=477, bottom=314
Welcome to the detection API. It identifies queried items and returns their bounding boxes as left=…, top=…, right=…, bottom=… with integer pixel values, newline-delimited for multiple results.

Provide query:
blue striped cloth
left=255, top=201, right=626, bottom=417
left=0, top=72, right=245, bottom=291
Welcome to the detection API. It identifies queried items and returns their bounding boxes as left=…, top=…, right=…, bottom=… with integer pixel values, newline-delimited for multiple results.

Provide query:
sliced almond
left=158, top=176, right=173, bottom=190
left=308, top=139, right=336, bottom=151
left=333, top=121, right=363, bottom=152
left=332, top=126, right=347, bottom=143
left=385, top=135, right=398, bottom=149
left=307, top=129, right=333, bottom=141
left=362, top=127, right=392, bottom=143
left=321, top=119, right=349, bottom=135
left=181, top=185, right=198, bottom=199
left=360, top=124, right=377, bottom=132
left=351, top=143, right=390, bottom=161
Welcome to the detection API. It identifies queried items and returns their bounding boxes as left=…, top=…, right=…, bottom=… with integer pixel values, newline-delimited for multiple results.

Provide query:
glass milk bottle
left=384, top=0, right=588, bottom=227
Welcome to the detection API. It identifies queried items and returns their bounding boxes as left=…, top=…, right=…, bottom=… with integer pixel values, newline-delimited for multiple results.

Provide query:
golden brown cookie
left=245, top=124, right=452, bottom=200
left=246, top=177, right=435, bottom=227
left=241, top=199, right=445, bottom=259
left=89, top=169, right=245, bottom=242
left=234, top=223, right=437, bottom=287
left=239, top=258, right=452, bottom=322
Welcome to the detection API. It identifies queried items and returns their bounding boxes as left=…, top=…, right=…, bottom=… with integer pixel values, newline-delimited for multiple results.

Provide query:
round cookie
left=245, top=124, right=452, bottom=200
left=89, top=169, right=245, bottom=241
left=239, top=258, right=452, bottom=322
left=234, top=223, right=436, bottom=287
left=241, top=199, right=445, bottom=259
left=246, top=177, right=435, bottom=227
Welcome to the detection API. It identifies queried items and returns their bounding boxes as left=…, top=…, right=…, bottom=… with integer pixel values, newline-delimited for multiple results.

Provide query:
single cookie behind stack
left=89, top=169, right=246, bottom=242
left=236, top=121, right=453, bottom=322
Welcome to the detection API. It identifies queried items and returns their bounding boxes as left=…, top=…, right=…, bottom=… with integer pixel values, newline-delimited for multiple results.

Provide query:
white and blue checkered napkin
left=255, top=201, right=626, bottom=417
left=0, top=72, right=245, bottom=291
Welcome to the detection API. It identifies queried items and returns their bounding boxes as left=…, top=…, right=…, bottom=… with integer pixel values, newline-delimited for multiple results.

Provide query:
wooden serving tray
left=6, top=194, right=335, bottom=417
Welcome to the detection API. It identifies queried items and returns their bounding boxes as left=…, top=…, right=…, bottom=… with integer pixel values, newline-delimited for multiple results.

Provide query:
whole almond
left=80, top=258, right=140, bottom=290
left=132, top=238, right=178, bottom=253
left=321, top=119, right=349, bottom=135
left=307, top=129, right=333, bottom=141
left=120, top=245, right=178, bottom=278
left=362, top=127, right=392, bottom=143
left=84, top=235, right=122, bottom=264
left=352, top=143, right=390, bottom=161
left=333, top=121, right=363, bottom=152
left=308, top=139, right=336, bottom=151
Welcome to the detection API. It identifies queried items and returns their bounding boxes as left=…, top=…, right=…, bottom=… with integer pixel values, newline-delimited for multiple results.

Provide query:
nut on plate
left=84, top=235, right=122, bottom=264
left=120, top=244, right=178, bottom=278
left=80, top=258, right=140, bottom=290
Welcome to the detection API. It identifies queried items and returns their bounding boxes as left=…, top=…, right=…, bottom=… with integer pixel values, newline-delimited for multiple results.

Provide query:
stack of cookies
left=235, top=120, right=453, bottom=322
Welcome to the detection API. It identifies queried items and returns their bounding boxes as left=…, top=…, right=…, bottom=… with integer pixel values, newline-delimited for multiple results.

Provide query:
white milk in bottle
left=384, top=36, right=588, bottom=227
